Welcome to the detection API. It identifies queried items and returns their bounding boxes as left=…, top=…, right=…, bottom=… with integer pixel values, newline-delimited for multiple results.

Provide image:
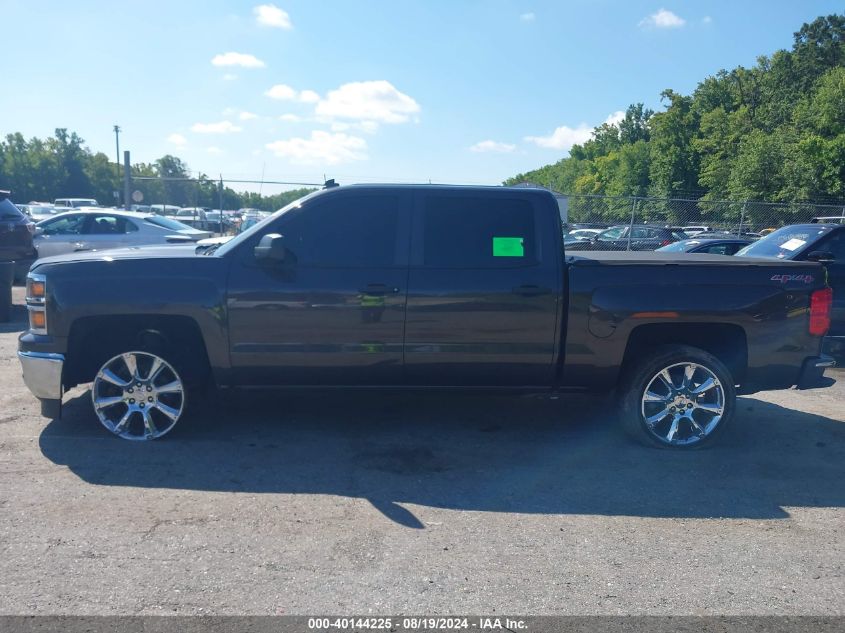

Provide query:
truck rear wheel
left=618, top=345, right=736, bottom=449
left=91, top=350, right=187, bottom=440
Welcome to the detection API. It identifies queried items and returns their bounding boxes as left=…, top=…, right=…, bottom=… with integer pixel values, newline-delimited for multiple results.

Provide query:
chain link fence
left=561, top=194, right=845, bottom=235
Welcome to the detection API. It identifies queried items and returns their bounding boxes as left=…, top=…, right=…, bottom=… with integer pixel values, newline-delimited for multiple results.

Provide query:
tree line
left=505, top=14, right=845, bottom=207
left=0, top=130, right=315, bottom=211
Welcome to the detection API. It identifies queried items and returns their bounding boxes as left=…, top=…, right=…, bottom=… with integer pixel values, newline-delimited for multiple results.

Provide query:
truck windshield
left=213, top=190, right=324, bottom=257
left=735, top=224, right=832, bottom=259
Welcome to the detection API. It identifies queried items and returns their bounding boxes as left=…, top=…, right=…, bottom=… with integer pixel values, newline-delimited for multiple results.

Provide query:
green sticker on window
left=493, top=236, right=524, bottom=257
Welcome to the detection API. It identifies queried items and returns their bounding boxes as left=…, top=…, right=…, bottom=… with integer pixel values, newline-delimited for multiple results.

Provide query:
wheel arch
left=64, top=314, right=211, bottom=389
left=620, top=323, right=748, bottom=386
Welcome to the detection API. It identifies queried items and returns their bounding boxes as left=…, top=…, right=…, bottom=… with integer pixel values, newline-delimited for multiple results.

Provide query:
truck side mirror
left=806, top=250, right=835, bottom=263
left=34, top=226, right=44, bottom=236
left=254, top=233, right=288, bottom=262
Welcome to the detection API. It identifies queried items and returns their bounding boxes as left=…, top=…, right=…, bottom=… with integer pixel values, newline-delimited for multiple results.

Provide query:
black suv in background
left=0, top=191, right=37, bottom=280
left=565, top=224, right=688, bottom=251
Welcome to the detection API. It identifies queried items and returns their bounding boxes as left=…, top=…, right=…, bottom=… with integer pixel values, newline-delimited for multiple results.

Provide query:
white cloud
left=330, top=120, right=379, bottom=134
left=191, top=121, right=242, bottom=134
left=222, top=73, right=238, bottom=81
left=639, top=8, right=685, bottom=29
left=525, top=125, right=592, bottom=151
left=206, top=146, right=224, bottom=155
left=299, top=89, right=320, bottom=103
left=279, top=113, right=303, bottom=122
left=254, top=4, right=292, bottom=29
left=265, top=131, right=367, bottom=165
left=520, top=12, right=535, bottom=22
left=239, top=111, right=259, bottom=120
left=166, top=133, right=187, bottom=147
left=211, top=52, right=266, bottom=68
left=604, top=110, right=625, bottom=126
left=469, top=140, right=516, bottom=153
left=315, top=80, right=420, bottom=124
left=265, top=83, right=298, bottom=100
left=524, top=111, right=628, bottom=151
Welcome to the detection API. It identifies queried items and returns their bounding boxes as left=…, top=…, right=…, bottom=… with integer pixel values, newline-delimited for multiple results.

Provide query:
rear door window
left=86, top=214, right=138, bottom=234
left=421, top=196, right=536, bottom=268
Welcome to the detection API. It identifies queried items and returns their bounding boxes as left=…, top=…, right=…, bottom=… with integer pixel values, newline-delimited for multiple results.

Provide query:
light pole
left=113, top=125, right=121, bottom=177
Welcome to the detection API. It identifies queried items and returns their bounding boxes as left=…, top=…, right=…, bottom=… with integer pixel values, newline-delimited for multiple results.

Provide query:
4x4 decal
left=771, top=273, right=814, bottom=284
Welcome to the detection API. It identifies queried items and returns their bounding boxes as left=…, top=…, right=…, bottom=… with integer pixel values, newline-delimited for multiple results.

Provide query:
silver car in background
left=33, top=209, right=212, bottom=258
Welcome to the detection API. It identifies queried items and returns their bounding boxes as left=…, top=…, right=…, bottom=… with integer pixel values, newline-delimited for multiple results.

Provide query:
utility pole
left=123, top=151, right=131, bottom=211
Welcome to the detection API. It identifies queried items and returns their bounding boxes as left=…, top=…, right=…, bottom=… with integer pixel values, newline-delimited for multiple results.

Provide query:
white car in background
left=33, top=209, right=212, bottom=258
left=683, top=225, right=715, bottom=236
left=53, top=198, right=102, bottom=211
left=19, top=202, right=58, bottom=221
left=568, top=228, right=602, bottom=240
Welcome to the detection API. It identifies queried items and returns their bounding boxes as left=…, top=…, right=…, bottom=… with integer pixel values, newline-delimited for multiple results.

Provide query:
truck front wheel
left=91, top=350, right=187, bottom=440
left=618, top=345, right=736, bottom=449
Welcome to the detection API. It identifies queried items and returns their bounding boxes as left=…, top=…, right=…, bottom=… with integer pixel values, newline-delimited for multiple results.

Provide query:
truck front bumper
left=796, top=354, right=836, bottom=389
left=18, top=351, right=64, bottom=417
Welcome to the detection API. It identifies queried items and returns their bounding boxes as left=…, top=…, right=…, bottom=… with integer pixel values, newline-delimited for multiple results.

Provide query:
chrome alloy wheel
left=640, top=362, right=725, bottom=447
left=91, top=351, right=185, bottom=440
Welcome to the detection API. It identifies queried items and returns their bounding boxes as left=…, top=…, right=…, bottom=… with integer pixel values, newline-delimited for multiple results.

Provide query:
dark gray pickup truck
left=18, top=184, right=835, bottom=448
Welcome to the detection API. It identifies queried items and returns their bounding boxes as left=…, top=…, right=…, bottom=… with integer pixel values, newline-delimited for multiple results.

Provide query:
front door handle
left=512, top=285, right=549, bottom=297
left=359, top=284, right=400, bottom=295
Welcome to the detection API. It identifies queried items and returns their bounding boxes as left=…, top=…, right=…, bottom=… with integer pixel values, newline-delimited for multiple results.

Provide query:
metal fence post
left=627, top=198, right=639, bottom=251
left=218, top=176, right=224, bottom=236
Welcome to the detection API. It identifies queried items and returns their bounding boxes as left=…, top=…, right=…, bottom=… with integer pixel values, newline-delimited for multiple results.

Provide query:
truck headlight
left=26, top=273, right=48, bottom=335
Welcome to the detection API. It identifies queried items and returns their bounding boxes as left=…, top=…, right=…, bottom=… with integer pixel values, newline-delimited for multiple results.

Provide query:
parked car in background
left=149, top=204, right=181, bottom=216
left=567, top=228, right=602, bottom=241
left=811, top=216, right=845, bottom=225
left=53, top=198, right=101, bottom=210
left=22, top=203, right=58, bottom=222
left=657, top=237, right=753, bottom=256
left=565, top=224, right=689, bottom=251
left=204, top=210, right=234, bottom=231
left=692, top=231, right=761, bottom=241
left=682, top=225, right=714, bottom=236
left=33, top=209, right=212, bottom=258
left=169, top=207, right=210, bottom=231
left=736, top=223, right=844, bottom=356
left=0, top=191, right=37, bottom=281
left=130, top=204, right=151, bottom=213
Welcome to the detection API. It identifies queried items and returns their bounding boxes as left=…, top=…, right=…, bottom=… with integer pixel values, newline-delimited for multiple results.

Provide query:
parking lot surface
left=0, top=287, right=843, bottom=615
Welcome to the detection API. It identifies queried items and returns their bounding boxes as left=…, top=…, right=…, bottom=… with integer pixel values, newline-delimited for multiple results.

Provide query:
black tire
left=617, top=345, right=736, bottom=449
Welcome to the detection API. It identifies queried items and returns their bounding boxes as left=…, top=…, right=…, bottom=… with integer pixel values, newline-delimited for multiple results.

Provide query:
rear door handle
left=512, top=285, right=550, bottom=296
left=359, top=283, right=400, bottom=295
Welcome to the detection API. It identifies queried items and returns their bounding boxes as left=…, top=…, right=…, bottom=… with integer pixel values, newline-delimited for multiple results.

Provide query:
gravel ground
left=0, top=286, right=843, bottom=615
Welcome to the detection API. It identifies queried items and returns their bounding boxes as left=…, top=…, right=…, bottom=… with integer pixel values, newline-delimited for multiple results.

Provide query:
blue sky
left=1, top=0, right=842, bottom=194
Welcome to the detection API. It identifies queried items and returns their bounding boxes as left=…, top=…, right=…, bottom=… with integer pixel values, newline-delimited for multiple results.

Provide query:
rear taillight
left=660, top=240, right=671, bottom=247
left=809, top=288, right=832, bottom=336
